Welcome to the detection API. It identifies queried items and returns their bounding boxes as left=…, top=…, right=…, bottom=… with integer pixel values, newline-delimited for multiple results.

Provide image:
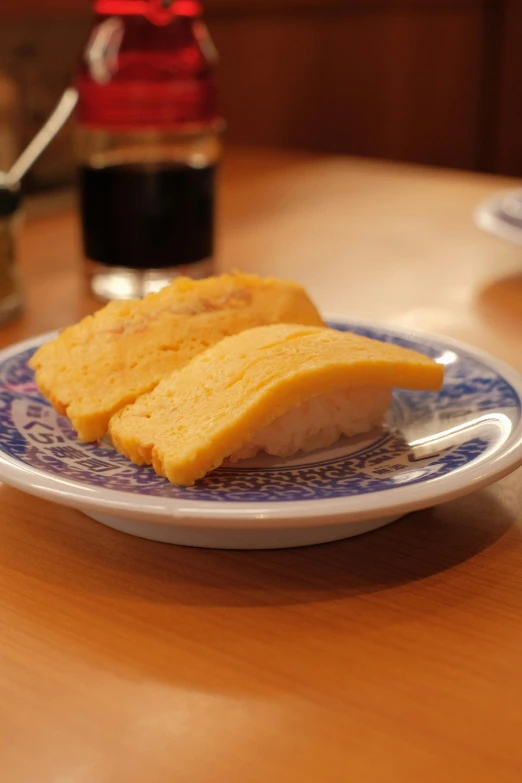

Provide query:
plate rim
left=0, top=317, right=521, bottom=529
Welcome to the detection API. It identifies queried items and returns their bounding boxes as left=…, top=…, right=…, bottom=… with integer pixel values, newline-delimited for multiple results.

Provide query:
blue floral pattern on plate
left=0, top=321, right=519, bottom=503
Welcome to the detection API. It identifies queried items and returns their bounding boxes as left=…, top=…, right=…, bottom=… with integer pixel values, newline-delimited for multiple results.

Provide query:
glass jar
left=0, top=186, right=23, bottom=324
left=75, top=0, right=223, bottom=302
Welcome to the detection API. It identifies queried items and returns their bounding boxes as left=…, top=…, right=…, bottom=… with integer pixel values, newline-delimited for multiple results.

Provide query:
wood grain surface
left=1, top=148, right=522, bottom=782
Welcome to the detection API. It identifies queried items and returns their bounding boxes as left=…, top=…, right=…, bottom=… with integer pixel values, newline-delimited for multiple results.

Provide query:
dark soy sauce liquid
left=79, top=162, right=215, bottom=269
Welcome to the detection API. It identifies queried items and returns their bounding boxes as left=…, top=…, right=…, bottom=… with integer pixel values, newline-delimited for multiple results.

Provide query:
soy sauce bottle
left=76, top=0, right=222, bottom=301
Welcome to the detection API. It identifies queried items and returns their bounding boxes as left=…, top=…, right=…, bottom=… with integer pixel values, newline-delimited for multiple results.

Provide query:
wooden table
left=2, top=149, right=522, bottom=783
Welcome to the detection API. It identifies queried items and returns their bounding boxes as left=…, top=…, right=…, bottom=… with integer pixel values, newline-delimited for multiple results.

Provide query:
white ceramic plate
left=475, top=188, right=522, bottom=246
left=0, top=318, right=521, bottom=549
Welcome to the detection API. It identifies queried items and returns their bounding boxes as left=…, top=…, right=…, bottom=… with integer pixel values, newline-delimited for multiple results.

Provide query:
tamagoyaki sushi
left=109, top=323, right=444, bottom=486
left=29, top=273, right=323, bottom=442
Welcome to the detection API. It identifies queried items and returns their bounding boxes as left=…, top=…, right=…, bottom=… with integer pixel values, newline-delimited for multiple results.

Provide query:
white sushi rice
left=229, top=386, right=392, bottom=462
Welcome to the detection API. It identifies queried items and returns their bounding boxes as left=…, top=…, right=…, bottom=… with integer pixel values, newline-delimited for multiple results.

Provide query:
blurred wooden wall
left=2, top=0, right=522, bottom=179
left=205, top=0, right=520, bottom=174
left=208, top=0, right=490, bottom=171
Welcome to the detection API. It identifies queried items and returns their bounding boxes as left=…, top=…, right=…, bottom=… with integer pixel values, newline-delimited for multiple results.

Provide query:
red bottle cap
left=93, top=0, right=201, bottom=24
left=76, top=7, right=220, bottom=131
